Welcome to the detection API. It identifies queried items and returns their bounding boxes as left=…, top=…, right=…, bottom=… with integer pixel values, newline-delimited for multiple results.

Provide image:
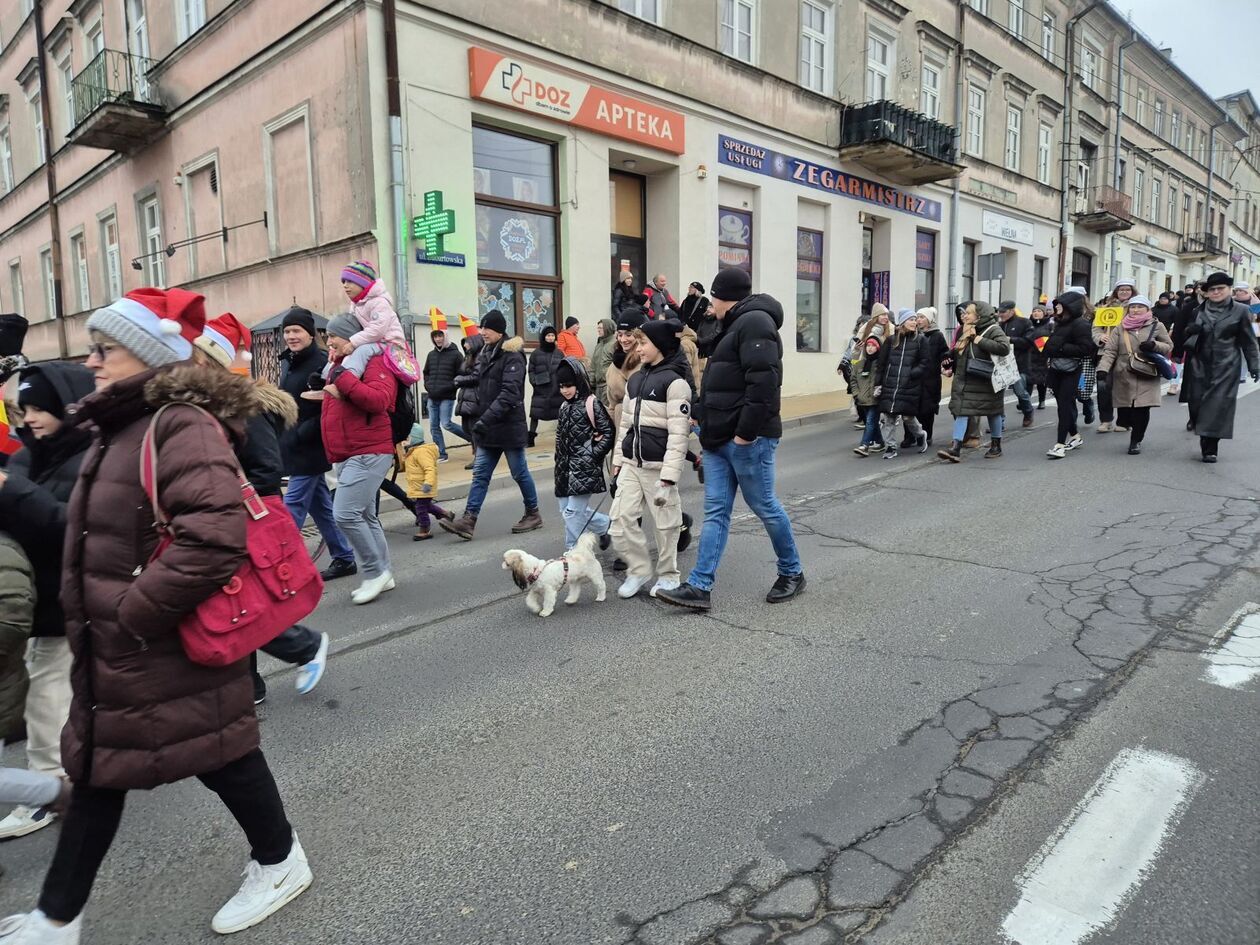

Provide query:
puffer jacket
left=616, top=357, right=692, bottom=484
left=918, top=327, right=949, bottom=416
left=424, top=342, right=463, bottom=402
left=320, top=351, right=397, bottom=463
left=851, top=343, right=881, bottom=408
left=877, top=330, right=929, bottom=415
left=455, top=335, right=486, bottom=420
left=697, top=293, right=784, bottom=449
left=59, top=365, right=257, bottom=790
left=554, top=358, right=614, bottom=498
left=404, top=442, right=441, bottom=499
left=239, top=381, right=298, bottom=496
left=604, top=345, right=641, bottom=433
left=348, top=280, right=406, bottom=349
left=278, top=341, right=331, bottom=476
left=0, top=531, right=33, bottom=741
left=1, top=361, right=95, bottom=638
left=474, top=336, right=529, bottom=449
left=528, top=343, right=565, bottom=421
left=1043, top=306, right=1095, bottom=365
left=948, top=308, right=1011, bottom=418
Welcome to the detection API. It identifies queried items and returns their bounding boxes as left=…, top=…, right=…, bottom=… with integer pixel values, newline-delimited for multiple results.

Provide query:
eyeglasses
left=89, top=342, right=119, bottom=360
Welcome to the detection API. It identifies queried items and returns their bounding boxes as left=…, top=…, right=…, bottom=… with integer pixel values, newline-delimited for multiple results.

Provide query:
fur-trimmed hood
left=251, top=380, right=299, bottom=430
left=143, top=366, right=296, bottom=429
left=502, top=336, right=525, bottom=354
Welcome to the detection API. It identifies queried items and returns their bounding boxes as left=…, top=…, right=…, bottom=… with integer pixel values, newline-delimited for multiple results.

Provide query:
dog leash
left=578, top=494, right=607, bottom=538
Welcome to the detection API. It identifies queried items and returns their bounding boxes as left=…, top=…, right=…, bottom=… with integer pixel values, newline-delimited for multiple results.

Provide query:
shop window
left=914, top=231, right=936, bottom=311
left=795, top=228, right=822, bottom=352
left=718, top=207, right=753, bottom=277
left=473, top=126, right=561, bottom=342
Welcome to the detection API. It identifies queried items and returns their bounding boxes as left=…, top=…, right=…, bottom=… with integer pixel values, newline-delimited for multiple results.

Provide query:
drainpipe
left=33, top=0, right=69, bottom=358
left=1057, top=0, right=1103, bottom=292
left=947, top=1, right=965, bottom=307
left=383, top=0, right=410, bottom=327
left=1204, top=119, right=1224, bottom=268
left=1107, top=28, right=1138, bottom=289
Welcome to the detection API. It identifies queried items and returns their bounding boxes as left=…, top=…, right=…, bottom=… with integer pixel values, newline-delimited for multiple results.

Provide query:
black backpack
left=389, top=380, right=415, bottom=445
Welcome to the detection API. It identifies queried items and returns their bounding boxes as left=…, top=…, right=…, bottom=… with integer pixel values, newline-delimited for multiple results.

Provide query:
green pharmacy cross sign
left=412, top=190, right=465, bottom=267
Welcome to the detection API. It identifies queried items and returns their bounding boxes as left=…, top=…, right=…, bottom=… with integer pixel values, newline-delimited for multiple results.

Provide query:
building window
left=720, top=0, right=755, bottom=64
left=962, top=240, right=977, bottom=301
left=965, top=84, right=985, bottom=157
left=1004, top=106, right=1022, bottom=172
left=799, top=1, right=831, bottom=94
left=86, top=19, right=104, bottom=57
left=70, top=233, right=90, bottom=312
left=1168, top=186, right=1178, bottom=231
left=178, top=0, right=206, bottom=41
left=865, top=30, right=893, bottom=101
left=1117, top=156, right=1126, bottom=195
left=1135, top=87, right=1146, bottom=127
left=59, top=57, right=74, bottom=135
left=1184, top=120, right=1195, bottom=155
left=100, top=214, right=122, bottom=300
left=1034, top=256, right=1046, bottom=303
left=1151, top=178, right=1162, bottom=228
left=1036, top=122, right=1052, bottom=184
left=718, top=207, right=753, bottom=277
left=1041, top=13, right=1056, bottom=60
left=915, top=230, right=936, bottom=310
left=138, top=195, right=164, bottom=287
left=40, top=249, right=54, bottom=319
left=1153, top=99, right=1165, bottom=137
left=0, top=127, right=12, bottom=194
left=473, top=125, right=562, bottom=342
left=1008, top=0, right=1024, bottom=39
left=31, top=92, right=45, bottom=164
left=968, top=0, right=989, bottom=13
left=1170, top=110, right=1181, bottom=145
left=1080, top=44, right=1099, bottom=91
left=920, top=63, right=941, bottom=119
left=795, top=228, right=823, bottom=352
left=1133, top=167, right=1144, bottom=219
left=8, top=262, right=23, bottom=317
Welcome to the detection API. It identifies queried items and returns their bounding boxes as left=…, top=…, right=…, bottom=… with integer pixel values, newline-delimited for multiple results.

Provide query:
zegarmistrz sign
left=717, top=135, right=942, bottom=223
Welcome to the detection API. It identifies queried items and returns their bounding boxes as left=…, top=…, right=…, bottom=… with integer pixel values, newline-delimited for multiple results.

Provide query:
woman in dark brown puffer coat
left=3, top=289, right=311, bottom=943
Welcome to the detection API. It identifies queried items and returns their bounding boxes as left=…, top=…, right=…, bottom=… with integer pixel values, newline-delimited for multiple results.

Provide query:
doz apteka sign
left=468, top=47, right=685, bottom=155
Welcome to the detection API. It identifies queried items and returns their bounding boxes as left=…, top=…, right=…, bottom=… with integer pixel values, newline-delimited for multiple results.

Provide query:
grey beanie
left=326, top=312, right=361, bottom=341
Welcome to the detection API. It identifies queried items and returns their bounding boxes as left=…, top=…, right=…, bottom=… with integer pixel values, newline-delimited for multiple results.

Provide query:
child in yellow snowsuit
left=403, top=423, right=451, bottom=540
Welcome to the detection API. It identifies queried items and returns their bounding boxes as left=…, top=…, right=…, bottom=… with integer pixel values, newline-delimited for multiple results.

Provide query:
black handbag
left=965, top=356, right=995, bottom=381
left=1049, top=357, right=1081, bottom=372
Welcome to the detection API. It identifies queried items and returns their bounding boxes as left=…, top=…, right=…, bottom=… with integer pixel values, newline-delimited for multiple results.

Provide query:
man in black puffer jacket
left=423, top=328, right=469, bottom=462
left=657, top=268, right=805, bottom=613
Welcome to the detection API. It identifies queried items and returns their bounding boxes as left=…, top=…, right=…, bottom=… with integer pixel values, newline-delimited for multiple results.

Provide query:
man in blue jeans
left=423, top=328, right=469, bottom=461
left=657, top=267, right=805, bottom=612
left=440, top=311, right=543, bottom=539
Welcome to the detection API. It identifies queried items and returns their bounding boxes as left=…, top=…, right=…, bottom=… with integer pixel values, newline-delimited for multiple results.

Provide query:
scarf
left=1121, top=310, right=1153, bottom=331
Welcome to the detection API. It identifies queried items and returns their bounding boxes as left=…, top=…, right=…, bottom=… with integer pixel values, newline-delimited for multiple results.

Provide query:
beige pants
left=24, top=637, right=72, bottom=777
left=610, top=463, right=682, bottom=583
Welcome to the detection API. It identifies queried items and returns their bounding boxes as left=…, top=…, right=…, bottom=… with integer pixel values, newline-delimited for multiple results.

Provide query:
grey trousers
left=333, top=453, right=394, bottom=579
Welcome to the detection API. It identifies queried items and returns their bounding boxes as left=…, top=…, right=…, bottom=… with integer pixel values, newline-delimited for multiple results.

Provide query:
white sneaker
left=649, top=578, right=680, bottom=599
left=1096, top=422, right=1112, bottom=433
left=1046, top=443, right=1066, bottom=459
left=211, top=834, right=312, bottom=934
left=0, top=805, right=55, bottom=839
left=1065, top=434, right=1084, bottom=450
left=617, top=575, right=651, bottom=599
left=350, top=572, right=395, bottom=605
left=295, top=632, right=329, bottom=695
left=0, top=911, right=81, bottom=944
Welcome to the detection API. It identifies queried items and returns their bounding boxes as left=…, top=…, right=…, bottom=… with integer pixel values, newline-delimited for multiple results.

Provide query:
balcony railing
left=1074, top=185, right=1134, bottom=234
left=837, top=100, right=962, bottom=185
left=1179, top=233, right=1223, bottom=258
left=69, top=49, right=164, bottom=152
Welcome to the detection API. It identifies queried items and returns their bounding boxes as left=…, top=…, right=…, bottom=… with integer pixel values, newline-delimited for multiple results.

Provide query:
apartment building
left=1220, top=91, right=1260, bottom=290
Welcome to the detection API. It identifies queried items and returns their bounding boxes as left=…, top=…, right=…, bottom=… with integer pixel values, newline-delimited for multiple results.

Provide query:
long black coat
left=0, top=361, right=94, bottom=638
left=917, top=327, right=949, bottom=416
left=278, top=341, right=332, bottom=476
left=697, top=293, right=784, bottom=449
left=553, top=358, right=614, bottom=497
left=1027, top=318, right=1053, bottom=386
left=474, top=336, right=529, bottom=449
left=877, top=332, right=929, bottom=415
left=423, top=342, right=463, bottom=401
left=528, top=343, right=565, bottom=421
left=455, top=335, right=486, bottom=420
left=1184, top=300, right=1260, bottom=439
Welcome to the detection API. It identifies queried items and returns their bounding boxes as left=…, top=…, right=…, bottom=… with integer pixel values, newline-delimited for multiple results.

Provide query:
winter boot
left=962, top=435, right=982, bottom=449
left=439, top=512, right=477, bottom=541
left=984, top=438, right=1003, bottom=458
left=937, top=440, right=963, bottom=463
left=512, top=508, right=544, bottom=534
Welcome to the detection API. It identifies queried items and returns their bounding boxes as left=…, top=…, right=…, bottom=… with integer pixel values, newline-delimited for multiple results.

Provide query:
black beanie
left=556, top=359, right=579, bottom=387
left=564, top=316, right=579, bottom=329
left=481, top=310, right=508, bottom=334
left=640, top=319, right=681, bottom=357
left=616, top=309, right=647, bottom=332
left=0, top=313, right=28, bottom=357
left=281, top=307, right=316, bottom=338
left=17, top=370, right=65, bottom=418
left=710, top=267, right=752, bottom=302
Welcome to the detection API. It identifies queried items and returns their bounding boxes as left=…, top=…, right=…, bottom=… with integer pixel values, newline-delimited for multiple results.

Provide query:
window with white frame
left=1170, top=110, right=1181, bottom=145
left=86, top=19, right=104, bottom=57
left=1008, top=0, right=1024, bottom=39
left=1151, top=178, right=1162, bottom=228
left=30, top=91, right=45, bottom=163
left=1037, top=121, right=1052, bottom=184
left=1168, top=186, right=1178, bottom=231
left=178, top=0, right=207, bottom=41
left=59, top=56, right=74, bottom=135
left=799, top=1, right=831, bottom=94
left=618, top=0, right=660, bottom=21
left=1004, top=105, right=1022, bottom=171
left=70, top=233, right=90, bottom=312
left=969, top=0, right=989, bottom=13
left=1080, top=43, right=1099, bottom=91
left=1184, top=119, right=1195, bottom=154
left=40, top=249, right=54, bottom=319
left=865, top=30, right=893, bottom=101
left=720, top=0, right=755, bottom=64
left=138, top=196, right=164, bottom=287
left=0, top=126, right=12, bottom=194
left=1135, top=87, right=1146, bottom=126
left=1133, top=167, right=1145, bottom=218
left=966, top=84, right=985, bottom=157
left=920, top=62, right=941, bottom=119
left=8, top=262, right=23, bottom=317
left=1041, top=13, right=1056, bottom=61
left=100, top=213, right=122, bottom=300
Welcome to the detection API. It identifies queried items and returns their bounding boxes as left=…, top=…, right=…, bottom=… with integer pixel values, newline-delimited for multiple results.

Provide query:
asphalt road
left=3, top=386, right=1259, bottom=945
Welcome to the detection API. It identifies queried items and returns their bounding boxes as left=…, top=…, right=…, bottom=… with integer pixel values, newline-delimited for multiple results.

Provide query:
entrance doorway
left=1071, top=248, right=1093, bottom=296
left=861, top=226, right=874, bottom=315
left=610, top=171, right=646, bottom=308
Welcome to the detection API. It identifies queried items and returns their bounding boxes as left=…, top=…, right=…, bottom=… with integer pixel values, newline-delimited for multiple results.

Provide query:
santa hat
left=86, top=288, right=206, bottom=368
left=195, top=312, right=253, bottom=368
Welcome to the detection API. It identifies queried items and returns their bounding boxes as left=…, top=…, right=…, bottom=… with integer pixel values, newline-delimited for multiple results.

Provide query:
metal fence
left=71, top=49, right=161, bottom=127
left=840, top=100, right=958, bottom=164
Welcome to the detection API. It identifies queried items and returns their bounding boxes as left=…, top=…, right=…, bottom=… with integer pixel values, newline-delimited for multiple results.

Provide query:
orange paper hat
left=429, top=307, right=448, bottom=332
left=458, top=313, right=480, bottom=337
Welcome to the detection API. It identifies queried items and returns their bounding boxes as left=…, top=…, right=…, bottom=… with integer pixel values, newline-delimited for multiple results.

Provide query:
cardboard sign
left=1094, top=306, right=1124, bottom=327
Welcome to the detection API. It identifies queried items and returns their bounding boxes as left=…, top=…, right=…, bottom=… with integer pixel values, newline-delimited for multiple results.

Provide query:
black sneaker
left=319, top=558, right=357, bottom=581
left=656, top=582, right=712, bottom=611
left=612, top=557, right=628, bottom=572
left=766, top=573, right=806, bottom=603
left=599, top=533, right=612, bottom=552
left=677, top=513, right=693, bottom=554
left=253, top=677, right=267, bottom=706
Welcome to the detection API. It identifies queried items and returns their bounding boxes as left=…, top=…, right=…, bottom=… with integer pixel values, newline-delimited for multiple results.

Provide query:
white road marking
left=1001, top=748, right=1203, bottom=945
left=1203, top=605, right=1260, bottom=690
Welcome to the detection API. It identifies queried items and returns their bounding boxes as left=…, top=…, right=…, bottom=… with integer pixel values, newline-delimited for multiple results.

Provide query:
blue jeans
left=558, top=494, right=610, bottom=550
left=465, top=445, right=539, bottom=517
left=428, top=398, right=468, bottom=458
left=688, top=438, right=802, bottom=592
left=952, top=414, right=1004, bottom=440
left=284, top=473, right=355, bottom=563
left=862, top=405, right=884, bottom=447
left=1011, top=374, right=1033, bottom=415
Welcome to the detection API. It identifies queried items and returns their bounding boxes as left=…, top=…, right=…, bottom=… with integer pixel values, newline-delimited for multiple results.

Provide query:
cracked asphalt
left=3, top=392, right=1259, bottom=945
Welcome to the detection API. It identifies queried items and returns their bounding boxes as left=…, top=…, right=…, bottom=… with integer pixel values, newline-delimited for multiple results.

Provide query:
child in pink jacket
left=338, top=260, right=407, bottom=378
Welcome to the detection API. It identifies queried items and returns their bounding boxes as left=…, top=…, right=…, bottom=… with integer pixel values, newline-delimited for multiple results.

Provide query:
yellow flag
left=1094, top=306, right=1124, bottom=327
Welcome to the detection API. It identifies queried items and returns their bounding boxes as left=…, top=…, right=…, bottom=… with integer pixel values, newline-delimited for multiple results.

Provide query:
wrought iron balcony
left=1074, top=185, right=1133, bottom=234
left=69, top=49, right=164, bottom=153
left=837, top=101, right=962, bottom=185
left=1179, top=232, right=1223, bottom=259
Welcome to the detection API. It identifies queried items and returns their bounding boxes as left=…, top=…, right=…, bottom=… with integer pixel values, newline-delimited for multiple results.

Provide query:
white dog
left=502, top=532, right=607, bottom=617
